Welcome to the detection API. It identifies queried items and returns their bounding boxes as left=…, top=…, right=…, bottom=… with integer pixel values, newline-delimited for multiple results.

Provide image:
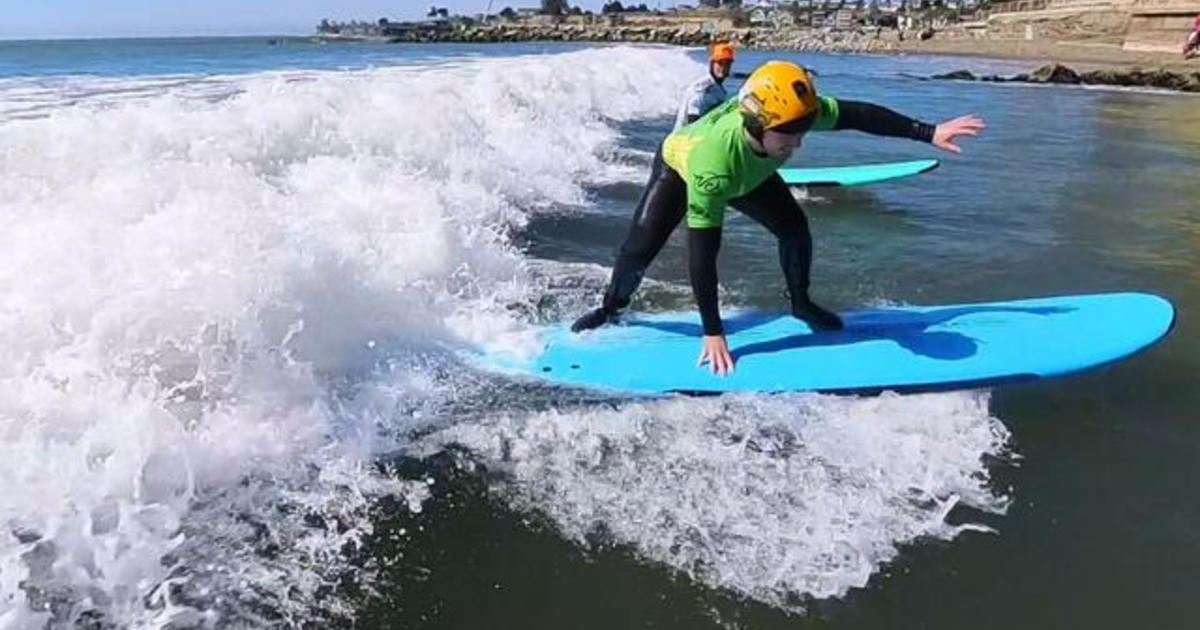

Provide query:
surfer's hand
left=698, top=335, right=734, bottom=376
left=932, top=114, right=985, bottom=154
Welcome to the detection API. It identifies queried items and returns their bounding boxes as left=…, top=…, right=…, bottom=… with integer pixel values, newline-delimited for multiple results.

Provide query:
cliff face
left=981, top=0, right=1200, bottom=51
left=1124, top=0, right=1200, bottom=52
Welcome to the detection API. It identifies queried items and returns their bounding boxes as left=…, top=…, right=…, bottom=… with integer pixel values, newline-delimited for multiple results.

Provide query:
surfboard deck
left=468, top=293, right=1175, bottom=395
left=779, top=159, right=939, bottom=187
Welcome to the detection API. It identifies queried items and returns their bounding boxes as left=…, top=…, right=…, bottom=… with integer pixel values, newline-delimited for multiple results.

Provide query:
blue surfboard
left=779, top=159, right=939, bottom=187
left=469, top=293, right=1174, bottom=395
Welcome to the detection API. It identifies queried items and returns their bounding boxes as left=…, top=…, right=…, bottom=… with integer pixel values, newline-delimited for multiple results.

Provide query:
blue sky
left=1, top=1, right=688, bottom=39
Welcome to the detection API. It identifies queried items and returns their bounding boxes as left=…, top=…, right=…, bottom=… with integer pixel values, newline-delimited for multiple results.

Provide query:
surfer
left=674, top=43, right=736, bottom=130
left=571, top=61, right=985, bottom=375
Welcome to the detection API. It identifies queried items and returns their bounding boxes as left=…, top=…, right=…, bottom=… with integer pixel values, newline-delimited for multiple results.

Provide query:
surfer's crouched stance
left=572, top=61, right=985, bottom=375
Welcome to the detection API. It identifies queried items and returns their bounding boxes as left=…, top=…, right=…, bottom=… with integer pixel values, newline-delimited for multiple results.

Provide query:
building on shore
left=314, top=0, right=1199, bottom=53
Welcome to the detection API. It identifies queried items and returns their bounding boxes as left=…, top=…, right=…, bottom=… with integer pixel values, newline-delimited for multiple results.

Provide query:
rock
left=1028, top=63, right=1081, bottom=84
left=1184, top=73, right=1200, bottom=92
left=933, top=69, right=977, bottom=81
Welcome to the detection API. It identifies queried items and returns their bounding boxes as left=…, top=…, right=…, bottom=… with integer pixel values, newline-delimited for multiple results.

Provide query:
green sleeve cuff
left=686, top=201, right=725, bottom=229
left=813, top=95, right=839, bottom=132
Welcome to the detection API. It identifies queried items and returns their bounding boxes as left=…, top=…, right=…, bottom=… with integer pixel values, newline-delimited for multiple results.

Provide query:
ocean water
left=0, top=37, right=1195, bottom=629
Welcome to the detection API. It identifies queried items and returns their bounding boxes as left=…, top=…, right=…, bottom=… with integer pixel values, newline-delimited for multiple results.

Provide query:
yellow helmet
left=738, top=61, right=819, bottom=133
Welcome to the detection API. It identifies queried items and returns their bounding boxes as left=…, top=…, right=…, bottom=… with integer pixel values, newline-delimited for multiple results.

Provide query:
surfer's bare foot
left=792, top=298, right=844, bottom=331
left=571, top=307, right=614, bottom=333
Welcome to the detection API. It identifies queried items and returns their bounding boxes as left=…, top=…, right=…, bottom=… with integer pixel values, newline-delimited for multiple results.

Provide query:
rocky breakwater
left=376, top=21, right=926, bottom=53
left=932, top=62, right=1200, bottom=93
left=384, top=22, right=732, bottom=46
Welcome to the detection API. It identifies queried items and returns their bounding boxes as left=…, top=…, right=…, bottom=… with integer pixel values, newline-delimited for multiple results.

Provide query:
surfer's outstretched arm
left=688, top=227, right=735, bottom=375
left=827, top=100, right=985, bottom=154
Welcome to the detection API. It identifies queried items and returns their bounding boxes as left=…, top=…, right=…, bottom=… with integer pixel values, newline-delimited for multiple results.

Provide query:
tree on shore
left=499, top=6, right=517, bottom=18
left=541, top=0, right=569, bottom=14
left=602, top=0, right=651, bottom=12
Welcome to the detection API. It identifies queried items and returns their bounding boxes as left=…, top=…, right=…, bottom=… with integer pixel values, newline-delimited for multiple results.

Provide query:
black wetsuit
left=572, top=98, right=936, bottom=334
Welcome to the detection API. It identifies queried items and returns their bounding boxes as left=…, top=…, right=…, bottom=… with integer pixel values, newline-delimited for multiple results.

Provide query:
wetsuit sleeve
left=813, top=95, right=936, bottom=142
left=687, top=227, right=723, bottom=335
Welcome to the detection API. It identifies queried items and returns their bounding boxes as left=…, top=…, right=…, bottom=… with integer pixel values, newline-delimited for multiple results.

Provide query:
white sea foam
left=0, top=45, right=697, bottom=628
left=433, top=390, right=1010, bottom=610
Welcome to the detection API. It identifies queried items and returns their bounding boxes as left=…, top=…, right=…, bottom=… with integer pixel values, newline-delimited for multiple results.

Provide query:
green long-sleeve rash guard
left=661, top=95, right=841, bottom=229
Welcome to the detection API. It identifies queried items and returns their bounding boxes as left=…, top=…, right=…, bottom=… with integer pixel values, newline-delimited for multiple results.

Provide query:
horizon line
left=0, top=31, right=317, bottom=42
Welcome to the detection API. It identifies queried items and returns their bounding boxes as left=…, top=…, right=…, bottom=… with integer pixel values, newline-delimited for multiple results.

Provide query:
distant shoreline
left=313, top=24, right=1200, bottom=93
left=0, top=33, right=309, bottom=42
left=6, top=30, right=1190, bottom=94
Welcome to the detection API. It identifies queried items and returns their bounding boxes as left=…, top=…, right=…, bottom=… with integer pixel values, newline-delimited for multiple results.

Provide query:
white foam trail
left=0, top=45, right=698, bottom=628
left=435, top=390, right=1010, bottom=610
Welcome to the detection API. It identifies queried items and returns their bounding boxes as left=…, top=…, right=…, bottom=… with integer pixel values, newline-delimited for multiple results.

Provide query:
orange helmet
left=709, top=42, right=735, bottom=63
left=738, top=61, right=819, bottom=133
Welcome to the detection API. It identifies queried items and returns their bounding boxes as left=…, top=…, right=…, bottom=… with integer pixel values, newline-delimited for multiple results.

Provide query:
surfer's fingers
left=938, top=141, right=963, bottom=155
left=947, top=123, right=982, bottom=136
left=947, top=118, right=984, bottom=134
left=714, top=350, right=728, bottom=375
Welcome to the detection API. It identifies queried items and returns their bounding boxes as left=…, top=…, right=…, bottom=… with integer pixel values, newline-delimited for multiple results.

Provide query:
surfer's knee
left=776, top=218, right=811, bottom=249
left=617, top=241, right=657, bottom=268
